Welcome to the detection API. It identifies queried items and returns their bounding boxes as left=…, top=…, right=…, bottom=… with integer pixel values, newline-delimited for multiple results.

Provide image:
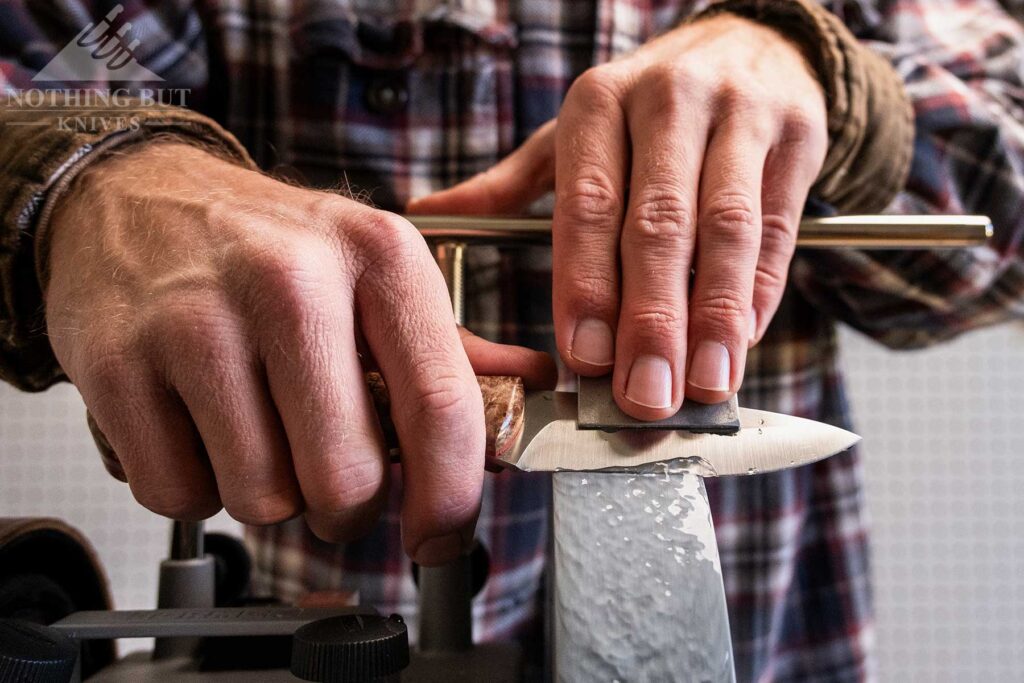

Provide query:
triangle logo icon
left=33, top=5, right=164, bottom=83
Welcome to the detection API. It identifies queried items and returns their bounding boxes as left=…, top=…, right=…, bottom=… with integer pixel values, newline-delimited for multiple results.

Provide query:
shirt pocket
left=282, top=1, right=518, bottom=199
left=289, top=1, right=517, bottom=71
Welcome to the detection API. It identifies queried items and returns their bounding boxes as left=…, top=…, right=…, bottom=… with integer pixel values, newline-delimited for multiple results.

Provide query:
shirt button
left=365, top=76, right=409, bottom=115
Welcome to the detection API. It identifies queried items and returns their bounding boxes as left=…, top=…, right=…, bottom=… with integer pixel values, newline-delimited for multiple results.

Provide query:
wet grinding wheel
left=0, top=518, right=115, bottom=678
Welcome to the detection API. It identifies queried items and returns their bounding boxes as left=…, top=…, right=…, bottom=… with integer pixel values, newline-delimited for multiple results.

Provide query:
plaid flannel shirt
left=2, top=1, right=1023, bottom=680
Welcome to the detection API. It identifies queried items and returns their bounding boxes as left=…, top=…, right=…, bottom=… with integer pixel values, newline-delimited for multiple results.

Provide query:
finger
left=612, top=74, right=708, bottom=420
left=162, top=306, right=303, bottom=527
left=684, top=117, right=771, bottom=404
left=77, top=357, right=221, bottom=520
left=751, top=122, right=825, bottom=345
left=552, top=67, right=630, bottom=375
left=87, top=410, right=127, bottom=482
left=407, top=120, right=556, bottom=215
left=458, top=327, right=558, bottom=390
left=350, top=213, right=485, bottom=567
left=252, top=239, right=390, bottom=543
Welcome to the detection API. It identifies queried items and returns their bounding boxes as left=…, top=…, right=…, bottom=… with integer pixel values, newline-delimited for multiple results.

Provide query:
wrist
left=691, top=1, right=835, bottom=111
left=69, top=140, right=238, bottom=197
left=684, top=11, right=824, bottom=99
left=692, top=0, right=913, bottom=212
left=42, top=141, right=241, bottom=296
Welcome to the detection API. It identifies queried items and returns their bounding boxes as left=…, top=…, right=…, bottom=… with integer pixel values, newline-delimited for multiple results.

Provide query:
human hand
left=45, top=141, right=554, bottom=565
left=410, top=13, right=827, bottom=419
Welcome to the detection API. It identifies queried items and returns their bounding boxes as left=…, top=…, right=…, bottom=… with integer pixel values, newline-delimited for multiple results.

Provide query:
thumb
left=458, top=327, right=558, bottom=390
left=407, top=119, right=556, bottom=215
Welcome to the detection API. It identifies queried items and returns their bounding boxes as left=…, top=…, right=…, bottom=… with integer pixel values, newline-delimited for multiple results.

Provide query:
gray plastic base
left=153, top=556, right=216, bottom=659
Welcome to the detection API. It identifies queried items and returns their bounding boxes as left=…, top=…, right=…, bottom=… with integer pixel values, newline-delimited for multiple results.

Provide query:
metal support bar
left=416, top=554, right=474, bottom=652
left=411, top=214, right=992, bottom=248
left=169, top=520, right=203, bottom=560
left=154, top=520, right=214, bottom=659
left=53, top=606, right=369, bottom=640
left=416, top=241, right=475, bottom=654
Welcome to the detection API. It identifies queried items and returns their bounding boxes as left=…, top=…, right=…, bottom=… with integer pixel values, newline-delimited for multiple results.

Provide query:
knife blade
left=368, top=373, right=859, bottom=475
left=499, top=389, right=858, bottom=475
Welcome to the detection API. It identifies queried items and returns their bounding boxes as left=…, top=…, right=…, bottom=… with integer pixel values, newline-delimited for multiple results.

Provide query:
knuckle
left=780, top=103, right=825, bottom=143
left=309, top=457, right=385, bottom=518
left=567, top=271, right=618, bottom=311
left=411, top=375, right=477, bottom=423
left=762, top=212, right=795, bottom=237
left=690, top=292, right=748, bottom=325
left=237, top=237, right=331, bottom=301
left=351, top=212, right=431, bottom=280
left=700, top=193, right=759, bottom=246
left=228, top=487, right=302, bottom=526
left=629, top=190, right=695, bottom=244
left=755, top=260, right=788, bottom=292
left=568, top=67, right=623, bottom=109
left=135, top=482, right=217, bottom=521
left=356, top=211, right=422, bottom=257
left=759, top=216, right=797, bottom=256
left=231, top=240, right=335, bottom=337
left=745, top=115, right=776, bottom=146
left=558, top=174, right=621, bottom=227
left=717, top=80, right=757, bottom=115
left=627, top=305, right=684, bottom=337
left=637, top=64, right=691, bottom=115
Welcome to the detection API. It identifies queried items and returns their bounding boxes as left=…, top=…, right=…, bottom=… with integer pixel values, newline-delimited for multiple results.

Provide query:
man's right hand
left=44, top=141, right=553, bottom=566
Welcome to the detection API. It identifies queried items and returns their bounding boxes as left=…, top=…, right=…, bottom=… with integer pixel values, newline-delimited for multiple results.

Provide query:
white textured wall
left=839, top=323, right=1024, bottom=681
left=1, top=323, right=1022, bottom=679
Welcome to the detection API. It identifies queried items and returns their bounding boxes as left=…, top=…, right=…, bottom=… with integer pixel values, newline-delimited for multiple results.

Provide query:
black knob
left=0, top=619, right=77, bottom=683
left=291, top=614, right=409, bottom=682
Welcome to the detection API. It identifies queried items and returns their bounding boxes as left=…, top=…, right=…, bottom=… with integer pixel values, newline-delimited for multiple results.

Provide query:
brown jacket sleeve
left=695, top=0, right=915, bottom=214
left=0, top=104, right=253, bottom=391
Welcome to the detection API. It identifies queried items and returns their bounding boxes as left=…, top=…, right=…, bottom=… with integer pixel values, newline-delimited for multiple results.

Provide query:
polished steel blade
left=498, top=391, right=860, bottom=475
left=552, top=470, right=735, bottom=681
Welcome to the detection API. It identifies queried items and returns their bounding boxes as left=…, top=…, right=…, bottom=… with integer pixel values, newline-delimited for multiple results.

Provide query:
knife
left=373, top=372, right=853, bottom=682
left=368, top=372, right=859, bottom=475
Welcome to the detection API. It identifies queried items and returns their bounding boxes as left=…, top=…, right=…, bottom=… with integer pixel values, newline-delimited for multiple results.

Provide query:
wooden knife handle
left=367, top=372, right=525, bottom=465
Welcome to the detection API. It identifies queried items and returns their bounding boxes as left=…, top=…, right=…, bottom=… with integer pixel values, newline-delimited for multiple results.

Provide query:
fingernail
left=571, top=318, right=614, bottom=367
left=625, top=355, right=673, bottom=409
left=414, top=532, right=465, bottom=566
left=687, top=341, right=731, bottom=392
left=748, top=309, right=758, bottom=343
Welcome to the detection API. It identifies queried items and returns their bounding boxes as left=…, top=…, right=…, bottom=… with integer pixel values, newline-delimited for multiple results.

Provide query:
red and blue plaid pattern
left=2, top=1, right=1023, bottom=680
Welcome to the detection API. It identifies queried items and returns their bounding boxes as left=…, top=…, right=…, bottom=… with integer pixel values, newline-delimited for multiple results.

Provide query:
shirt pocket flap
left=291, top=1, right=517, bottom=69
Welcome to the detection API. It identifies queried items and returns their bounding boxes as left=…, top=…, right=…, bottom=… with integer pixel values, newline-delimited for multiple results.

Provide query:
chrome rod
left=417, top=240, right=475, bottom=655
left=169, top=520, right=203, bottom=561
left=407, top=214, right=992, bottom=249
